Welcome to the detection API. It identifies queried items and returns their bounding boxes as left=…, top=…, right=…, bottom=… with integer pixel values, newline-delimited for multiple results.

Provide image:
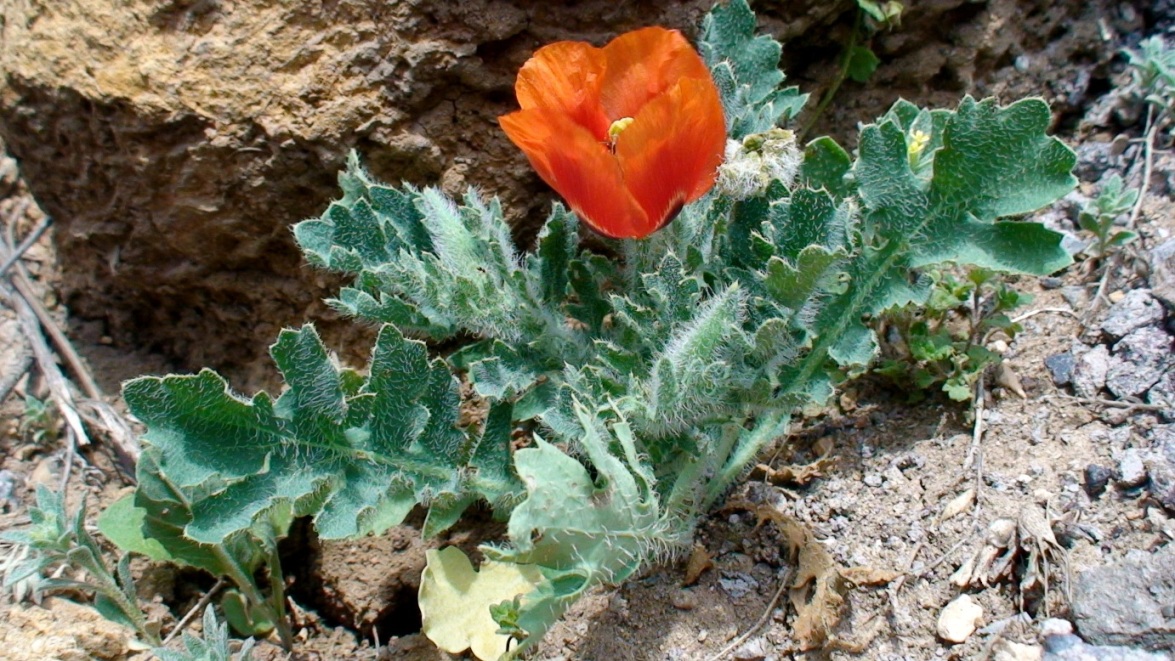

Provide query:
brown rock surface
left=0, top=597, right=133, bottom=660
left=0, top=0, right=1125, bottom=385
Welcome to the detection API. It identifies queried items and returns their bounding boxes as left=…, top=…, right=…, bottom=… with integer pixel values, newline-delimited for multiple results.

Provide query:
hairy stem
left=84, top=558, right=160, bottom=645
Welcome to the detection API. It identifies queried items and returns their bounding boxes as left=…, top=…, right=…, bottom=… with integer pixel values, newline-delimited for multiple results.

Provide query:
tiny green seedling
left=19, top=394, right=60, bottom=445
left=1078, top=174, right=1138, bottom=261
left=1125, top=36, right=1175, bottom=113
left=154, top=606, right=256, bottom=661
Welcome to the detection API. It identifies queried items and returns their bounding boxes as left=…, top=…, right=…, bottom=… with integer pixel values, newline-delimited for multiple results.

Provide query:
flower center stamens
left=606, top=117, right=635, bottom=153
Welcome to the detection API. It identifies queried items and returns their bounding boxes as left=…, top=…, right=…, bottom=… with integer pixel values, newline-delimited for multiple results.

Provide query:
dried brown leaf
left=682, top=542, right=713, bottom=587
left=840, top=566, right=900, bottom=586
left=749, top=438, right=835, bottom=487
left=939, top=488, right=976, bottom=522
left=753, top=504, right=845, bottom=651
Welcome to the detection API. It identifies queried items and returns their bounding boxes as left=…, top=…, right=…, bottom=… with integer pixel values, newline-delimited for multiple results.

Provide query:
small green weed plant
left=1078, top=174, right=1138, bottom=261
left=19, top=394, right=60, bottom=445
left=875, top=268, right=1030, bottom=402
left=1126, top=36, right=1175, bottom=114
left=97, top=1, right=1074, bottom=657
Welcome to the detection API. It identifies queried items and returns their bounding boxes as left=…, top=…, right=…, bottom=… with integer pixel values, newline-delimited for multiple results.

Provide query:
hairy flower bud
left=715, top=128, right=801, bottom=200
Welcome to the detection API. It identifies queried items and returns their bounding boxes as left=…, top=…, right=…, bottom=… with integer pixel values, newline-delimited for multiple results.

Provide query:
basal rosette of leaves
left=105, top=0, right=1075, bottom=657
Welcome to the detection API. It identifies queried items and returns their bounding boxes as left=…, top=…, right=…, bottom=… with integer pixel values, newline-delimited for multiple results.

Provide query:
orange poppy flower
left=499, top=27, right=727, bottom=239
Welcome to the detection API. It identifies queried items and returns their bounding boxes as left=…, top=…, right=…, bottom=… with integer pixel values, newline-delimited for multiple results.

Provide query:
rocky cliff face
left=0, top=0, right=1127, bottom=386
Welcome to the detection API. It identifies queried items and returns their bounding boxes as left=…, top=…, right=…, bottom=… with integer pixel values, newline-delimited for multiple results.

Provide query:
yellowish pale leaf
left=419, top=546, right=544, bottom=661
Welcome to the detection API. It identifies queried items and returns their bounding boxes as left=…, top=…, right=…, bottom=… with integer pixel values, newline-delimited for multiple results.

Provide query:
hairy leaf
left=122, top=325, right=520, bottom=544
left=700, top=0, right=808, bottom=137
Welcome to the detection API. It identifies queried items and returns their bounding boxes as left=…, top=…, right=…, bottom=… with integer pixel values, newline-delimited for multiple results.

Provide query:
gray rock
left=1146, top=426, right=1175, bottom=512
left=1063, top=232, right=1092, bottom=256
left=1117, top=449, right=1148, bottom=489
left=1102, top=290, right=1167, bottom=339
left=1071, top=548, right=1175, bottom=651
left=1045, top=633, right=1173, bottom=660
left=1065, top=286, right=1093, bottom=310
left=1075, top=345, right=1112, bottom=397
left=1048, top=352, right=1078, bottom=386
left=718, top=573, right=759, bottom=599
left=1106, top=328, right=1175, bottom=398
left=733, top=636, right=769, bottom=661
left=1148, top=370, right=1175, bottom=418
left=1150, top=238, right=1175, bottom=311
left=1054, top=613, right=1172, bottom=659
left=1073, top=141, right=1123, bottom=184
left=1043, top=276, right=1065, bottom=290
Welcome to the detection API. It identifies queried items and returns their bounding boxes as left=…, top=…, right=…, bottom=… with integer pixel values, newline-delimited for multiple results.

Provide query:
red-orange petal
left=501, top=26, right=726, bottom=239
left=499, top=108, right=651, bottom=238
left=599, top=27, right=714, bottom=122
left=514, top=41, right=611, bottom=140
left=616, top=77, right=727, bottom=235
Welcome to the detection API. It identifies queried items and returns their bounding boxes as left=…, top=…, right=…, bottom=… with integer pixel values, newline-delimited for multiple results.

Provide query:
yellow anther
left=608, top=117, right=635, bottom=140
left=907, top=129, right=931, bottom=160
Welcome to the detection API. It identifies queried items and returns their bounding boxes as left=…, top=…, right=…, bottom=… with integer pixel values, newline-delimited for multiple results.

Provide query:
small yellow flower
left=907, top=129, right=931, bottom=165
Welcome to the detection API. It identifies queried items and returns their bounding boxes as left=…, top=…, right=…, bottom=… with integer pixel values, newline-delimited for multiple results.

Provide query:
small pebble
left=1040, top=276, right=1064, bottom=289
left=1084, top=464, right=1113, bottom=499
left=991, top=639, right=1041, bottom=661
left=937, top=594, right=984, bottom=644
left=671, top=590, right=696, bottom=611
left=863, top=474, right=884, bottom=488
left=1062, top=285, right=1091, bottom=309
left=1117, top=449, right=1148, bottom=489
left=1073, top=344, right=1111, bottom=398
left=1045, top=352, right=1076, bottom=386
left=0, top=470, right=21, bottom=511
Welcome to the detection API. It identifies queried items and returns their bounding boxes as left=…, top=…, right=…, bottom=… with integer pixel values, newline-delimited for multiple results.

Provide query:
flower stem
left=800, top=9, right=864, bottom=141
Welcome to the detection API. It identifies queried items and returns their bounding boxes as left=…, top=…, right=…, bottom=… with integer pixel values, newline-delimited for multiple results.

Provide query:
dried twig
left=57, top=427, right=77, bottom=496
left=3, top=217, right=103, bottom=400
left=704, top=566, right=794, bottom=661
left=162, top=577, right=228, bottom=647
left=0, top=343, right=33, bottom=405
left=0, top=214, right=51, bottom=278
left=962, top=371, right=989, bottom=513
left=1042, top=393, right=1166, bottom=412
left=1010, top=307, right=1080, bottom=324
left=0, top=279, right=91, bottom=451
left=76, top=399, right=141, bottom=472
left=0, top=201, right=95, bottom=498
left=916, top=525, right=980, bottom=579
